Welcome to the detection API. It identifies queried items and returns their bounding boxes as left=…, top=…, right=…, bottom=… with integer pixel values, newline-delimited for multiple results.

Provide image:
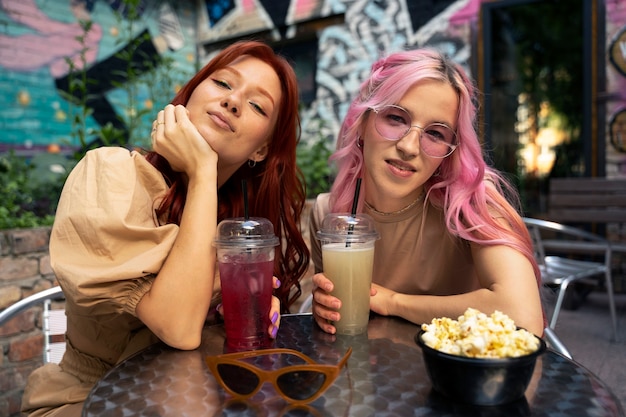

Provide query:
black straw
left=346, top=178, right=362, bottom=247
left=351, top=178, right=362, bottom=216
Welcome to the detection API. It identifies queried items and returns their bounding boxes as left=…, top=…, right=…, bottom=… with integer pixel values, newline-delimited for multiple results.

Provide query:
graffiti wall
left=194, top=0, right=471, bottom=145
left=2, top=0, right=624, bottom=180
left=0, top=0, right=471, bottom=153
left=0, top=0, right=197, bottom=152
left=298, top=0, right=468, bottom=145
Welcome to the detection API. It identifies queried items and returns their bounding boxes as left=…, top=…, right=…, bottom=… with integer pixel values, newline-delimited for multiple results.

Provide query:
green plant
left=297, top=127, right=335, bottom=199
left=0, top=0, right=194, bottom=229
left=58, top=20, right=124, bottom=160
left=58, top=0, right=193, bottom=154
left=108, top=0, right=193, bottom=148
left=0, top=151, right=56, bottom=229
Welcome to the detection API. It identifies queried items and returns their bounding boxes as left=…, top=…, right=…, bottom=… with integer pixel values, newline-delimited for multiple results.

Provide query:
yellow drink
left=322, top=242, right=375, bottom=335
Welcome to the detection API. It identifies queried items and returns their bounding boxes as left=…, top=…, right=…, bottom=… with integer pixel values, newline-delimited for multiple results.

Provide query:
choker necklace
left=364, top=191, right=425, bottom=216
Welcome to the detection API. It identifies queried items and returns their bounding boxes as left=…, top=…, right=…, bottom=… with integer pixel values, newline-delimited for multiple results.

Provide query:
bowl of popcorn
left=415, top=308, right=546, bottom=406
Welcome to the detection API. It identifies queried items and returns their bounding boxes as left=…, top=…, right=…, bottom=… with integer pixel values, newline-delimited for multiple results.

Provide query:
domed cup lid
left=214, top=217, right=279, bottom=248
left=317, top=213, right=379, bottom=244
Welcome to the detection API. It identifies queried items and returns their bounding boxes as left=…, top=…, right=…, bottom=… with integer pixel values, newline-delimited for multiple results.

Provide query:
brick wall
left=0, top=227, right=57, bottom=417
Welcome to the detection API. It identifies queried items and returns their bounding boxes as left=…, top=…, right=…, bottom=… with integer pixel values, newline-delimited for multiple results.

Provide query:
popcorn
left=420, top=308, right=540, bottom=358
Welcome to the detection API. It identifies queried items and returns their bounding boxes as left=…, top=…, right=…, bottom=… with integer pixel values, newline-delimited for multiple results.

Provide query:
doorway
left=479, top=0, right=601, bottom=215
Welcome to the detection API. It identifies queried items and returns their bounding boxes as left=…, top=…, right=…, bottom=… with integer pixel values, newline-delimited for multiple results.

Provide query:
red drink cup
left=214, top=217, right=278, bottom=351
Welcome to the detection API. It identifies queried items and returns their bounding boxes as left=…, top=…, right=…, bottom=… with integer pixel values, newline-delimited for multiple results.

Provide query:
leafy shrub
left=297, top=130, right=335, bottom=199
left=0, top=151, right=61, bottom=229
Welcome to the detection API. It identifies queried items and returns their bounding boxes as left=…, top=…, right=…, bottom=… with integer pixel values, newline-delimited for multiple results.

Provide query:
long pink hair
left=329, top=48, right=540, bottom=284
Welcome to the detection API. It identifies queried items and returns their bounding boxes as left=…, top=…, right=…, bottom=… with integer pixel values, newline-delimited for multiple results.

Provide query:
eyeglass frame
left=205, top=347, right=352, bottom=405
left=370, top=104, right=459, bottom=158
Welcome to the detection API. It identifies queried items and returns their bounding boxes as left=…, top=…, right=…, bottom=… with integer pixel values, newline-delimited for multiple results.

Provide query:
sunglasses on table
left=205, top=347, right=352, bottom=405
left=371, top=105, right=459, bottom=158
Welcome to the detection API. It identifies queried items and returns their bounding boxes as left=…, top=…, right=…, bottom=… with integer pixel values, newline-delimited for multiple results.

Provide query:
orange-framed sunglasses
left=205, top=347, right=352, bottom=405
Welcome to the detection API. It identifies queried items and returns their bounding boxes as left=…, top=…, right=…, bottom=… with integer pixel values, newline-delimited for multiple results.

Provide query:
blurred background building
left=0, top=0, right=624, bottom=212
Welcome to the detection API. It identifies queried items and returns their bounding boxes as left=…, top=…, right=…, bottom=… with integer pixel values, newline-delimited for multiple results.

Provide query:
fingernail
left=271, top=312, right=279, bottom=324
left=271, top=326, right=278, bottom=338
left=275, top=279, right=281, bottom=288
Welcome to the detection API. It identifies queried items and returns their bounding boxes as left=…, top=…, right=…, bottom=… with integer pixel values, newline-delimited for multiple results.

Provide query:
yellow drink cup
left=317, top=213, right=379, bottom=335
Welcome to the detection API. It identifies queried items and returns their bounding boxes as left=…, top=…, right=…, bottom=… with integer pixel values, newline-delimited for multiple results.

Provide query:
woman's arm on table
left=369, top=243, right=544, bottom=336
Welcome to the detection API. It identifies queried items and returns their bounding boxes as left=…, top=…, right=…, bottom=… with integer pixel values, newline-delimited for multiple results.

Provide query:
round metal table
left=82, top=314, right=624, bottom=417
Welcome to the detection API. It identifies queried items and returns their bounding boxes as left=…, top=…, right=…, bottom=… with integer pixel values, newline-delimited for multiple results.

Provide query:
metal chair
left=523, top=217, right=617, bottom=341
left=298, top=293, right=313, bottom=314
left=0, top=286, right=66, bottom=364
left=543, top=327, right=573, bottom=359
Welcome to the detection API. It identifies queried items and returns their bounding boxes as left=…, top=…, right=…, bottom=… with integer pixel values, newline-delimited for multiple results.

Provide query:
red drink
left=219, top=258, right=274, bottom=350
left=214, top=217, right=279, bottom=351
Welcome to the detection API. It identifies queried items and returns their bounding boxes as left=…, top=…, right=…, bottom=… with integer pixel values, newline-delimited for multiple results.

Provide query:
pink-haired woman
left=309, top=48, right=545, bottom=336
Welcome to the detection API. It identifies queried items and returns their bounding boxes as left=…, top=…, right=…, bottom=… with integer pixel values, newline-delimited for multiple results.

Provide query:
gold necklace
left=364, top=191, right=425, bottom=216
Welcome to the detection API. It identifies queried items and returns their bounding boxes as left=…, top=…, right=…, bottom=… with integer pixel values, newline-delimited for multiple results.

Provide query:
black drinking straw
left=346, top=178, right=362, bottom=247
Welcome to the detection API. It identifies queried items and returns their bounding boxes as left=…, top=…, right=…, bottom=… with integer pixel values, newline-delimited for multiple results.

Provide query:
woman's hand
left=268, top=276, right=281, bottom=338
left=311, top=272, right=342, bottom=334
left=216, top=276, right=282, bottom=339
left=368, top=283, right=396, bottom=316
left=151, top=104, right=218, bottom=182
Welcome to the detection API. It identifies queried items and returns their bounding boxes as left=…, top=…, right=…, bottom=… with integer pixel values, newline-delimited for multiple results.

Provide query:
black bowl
left=415, top=329, right=546, bottom=406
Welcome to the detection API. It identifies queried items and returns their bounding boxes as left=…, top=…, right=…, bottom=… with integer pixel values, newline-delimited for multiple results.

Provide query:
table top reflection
left=82, top=314, right=624, bottom=417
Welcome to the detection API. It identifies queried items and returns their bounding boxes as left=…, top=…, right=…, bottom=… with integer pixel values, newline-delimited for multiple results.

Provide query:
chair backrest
left=0, top=286, right=66, bottom=364
left=524, top=218, right=547, bottom=266
left=44, top=298, right=67, bottom=364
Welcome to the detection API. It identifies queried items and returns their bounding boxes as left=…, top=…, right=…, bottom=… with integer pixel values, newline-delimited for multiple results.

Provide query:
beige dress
left=309, top=193, right=480, bottom=296
left=21, top=147, right=220, bottom=417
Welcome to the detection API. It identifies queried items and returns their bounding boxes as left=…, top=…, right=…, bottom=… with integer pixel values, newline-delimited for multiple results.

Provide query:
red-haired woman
left=22, top=40, right=310, bottom=417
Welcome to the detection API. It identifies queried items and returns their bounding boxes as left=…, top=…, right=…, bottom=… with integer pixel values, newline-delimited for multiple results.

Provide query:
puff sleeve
left=50, top=147, right=179, bottom=317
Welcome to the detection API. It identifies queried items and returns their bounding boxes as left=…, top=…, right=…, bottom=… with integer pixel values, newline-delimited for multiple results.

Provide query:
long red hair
left=144, top=40, right=310, bottom=312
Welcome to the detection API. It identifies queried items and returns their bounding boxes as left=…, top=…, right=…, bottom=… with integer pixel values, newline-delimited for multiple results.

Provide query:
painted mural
left=194, top=0, right=474, bottom=151
left=300, top=0, right=467, bottom=145
left=1, top=0, right=624, bottom=179
left=197, top=0, right=332, bottom=44
left=0, top=0, right=197, bottom=152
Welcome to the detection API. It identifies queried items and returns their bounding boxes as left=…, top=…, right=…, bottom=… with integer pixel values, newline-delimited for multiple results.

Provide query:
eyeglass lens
left=277, top=370, right=327, bottom=400
left=217, top=364, right=327, bottom=401
left=217, top=364, right=259, bottom=395
left=374, top=106, right=456, bottom=158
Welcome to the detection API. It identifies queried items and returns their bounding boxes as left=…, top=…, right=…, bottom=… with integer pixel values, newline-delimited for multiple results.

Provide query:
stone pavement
left=547, top=289, right=626, bottom=412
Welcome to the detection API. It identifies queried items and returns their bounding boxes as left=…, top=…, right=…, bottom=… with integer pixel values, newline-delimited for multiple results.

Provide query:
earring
left=248, top=159, right=257, bottom=168
left=356, top=136, right=364, bottom=148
